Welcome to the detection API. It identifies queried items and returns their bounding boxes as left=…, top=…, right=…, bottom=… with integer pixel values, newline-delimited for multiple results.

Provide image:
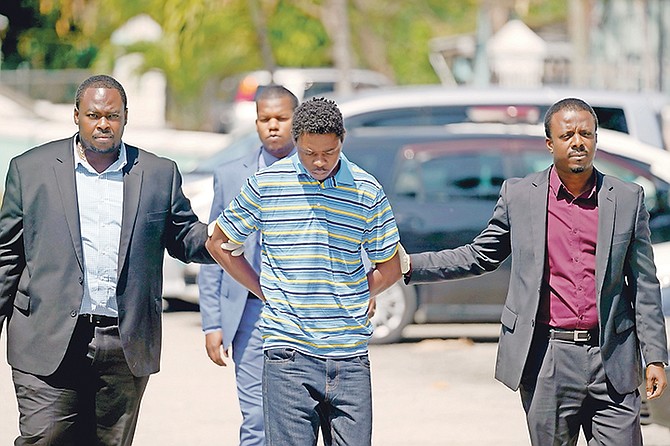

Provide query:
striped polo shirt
left=216, top=152, right=399, bottom=358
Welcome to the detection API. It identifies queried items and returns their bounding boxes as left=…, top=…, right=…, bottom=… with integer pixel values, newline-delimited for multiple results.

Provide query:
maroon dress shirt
left=537, top=167, right=599, bottom=330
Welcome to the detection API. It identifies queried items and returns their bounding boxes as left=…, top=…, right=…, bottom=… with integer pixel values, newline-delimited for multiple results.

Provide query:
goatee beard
left=571, top=166, right=585, bottom=174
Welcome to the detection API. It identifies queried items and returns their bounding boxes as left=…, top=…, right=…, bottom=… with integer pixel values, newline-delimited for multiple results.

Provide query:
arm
left=0, top=159, right=25, bottom=337
left=205, top=223, right=263, bottom=301
left=165, top=160, right=214, bottom=264
left=367, top=250, right=401, bottom=297
left=407, top=181, right=512, bottom=284
left=630, top=187, right=668, bottom=397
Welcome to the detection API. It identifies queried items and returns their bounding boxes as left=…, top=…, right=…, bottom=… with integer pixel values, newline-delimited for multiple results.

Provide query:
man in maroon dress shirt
left=404, top=98, right=668, bottom=445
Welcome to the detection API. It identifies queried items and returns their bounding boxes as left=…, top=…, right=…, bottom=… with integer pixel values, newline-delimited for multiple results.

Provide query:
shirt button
left=70, top=310, right=78, bottom=317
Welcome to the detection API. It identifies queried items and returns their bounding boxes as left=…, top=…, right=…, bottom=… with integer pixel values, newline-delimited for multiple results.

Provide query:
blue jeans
left=263, top=348, right=372, bottom=446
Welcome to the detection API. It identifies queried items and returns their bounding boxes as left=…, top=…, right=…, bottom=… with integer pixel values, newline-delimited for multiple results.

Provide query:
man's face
left=546, top=108, right=597, bottom=176
left=74, top=87, right=127, bottom=154
left=256, top=96, right=294, bottom=158
left=296, top=133, right=342, bottom=181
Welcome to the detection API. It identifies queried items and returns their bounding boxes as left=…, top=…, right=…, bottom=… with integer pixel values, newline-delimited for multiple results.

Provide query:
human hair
left=254, top=84, right=299, bottom=110
left=291, top=97, right=345, bottom=142
left=75, top=74, right=128, bottom=110
left=543, top=97, right=598, bottom=138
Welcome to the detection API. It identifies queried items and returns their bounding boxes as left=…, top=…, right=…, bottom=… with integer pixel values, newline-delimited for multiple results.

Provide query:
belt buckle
left=573, top=330, right=590, bottom=342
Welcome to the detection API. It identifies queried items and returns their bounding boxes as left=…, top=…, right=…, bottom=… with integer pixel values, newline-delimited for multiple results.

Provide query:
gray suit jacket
left=198, top=148, right=261, bottom=349
left=409, top=167, right=668, bottom=393
left=0, top=136, right=212, bottom=377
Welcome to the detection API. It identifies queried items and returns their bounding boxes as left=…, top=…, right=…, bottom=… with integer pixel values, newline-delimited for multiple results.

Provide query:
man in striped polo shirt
left=206, top=97, right=402, bottom=446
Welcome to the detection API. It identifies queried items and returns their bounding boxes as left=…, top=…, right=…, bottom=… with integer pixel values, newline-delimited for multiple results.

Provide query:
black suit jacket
left=0, top=136, right=212, bottom=376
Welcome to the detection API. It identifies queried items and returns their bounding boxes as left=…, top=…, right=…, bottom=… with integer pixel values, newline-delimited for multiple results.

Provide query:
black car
left=340, top=125, right=670, bottom=343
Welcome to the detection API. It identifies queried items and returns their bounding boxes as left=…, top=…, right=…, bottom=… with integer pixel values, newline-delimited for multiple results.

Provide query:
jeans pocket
left=355, top=354, right=371, bottom=369
left=264, top=347, right=296, bottom=363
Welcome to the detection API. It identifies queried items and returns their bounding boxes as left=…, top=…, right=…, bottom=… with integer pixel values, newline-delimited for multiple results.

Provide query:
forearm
left=205, top=228, right=264, bottom=300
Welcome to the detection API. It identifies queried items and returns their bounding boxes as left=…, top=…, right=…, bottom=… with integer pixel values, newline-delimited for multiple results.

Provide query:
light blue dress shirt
left=74, top=137, right=127, bottom=317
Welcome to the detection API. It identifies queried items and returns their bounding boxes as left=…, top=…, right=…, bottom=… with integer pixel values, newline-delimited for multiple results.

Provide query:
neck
left=78, top=141, right=119, bottom=174
left=558, top=170, right=594, bottom=197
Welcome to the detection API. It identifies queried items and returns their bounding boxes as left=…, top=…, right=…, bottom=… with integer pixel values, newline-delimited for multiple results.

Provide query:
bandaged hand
left=398, top=243, right=410, bottom=275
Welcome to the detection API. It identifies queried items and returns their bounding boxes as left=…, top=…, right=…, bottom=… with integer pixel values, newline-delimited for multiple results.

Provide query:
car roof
left=344, top=124, right=670, bottom=181
left=333, top=85, right=669, bottom=149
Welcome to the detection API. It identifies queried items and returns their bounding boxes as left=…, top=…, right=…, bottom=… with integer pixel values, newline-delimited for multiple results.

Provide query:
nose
left=314, top=157, right=325, bottom=168
left=268, top=118, right=279, bottom=129
left=97, top=116, right=111, bottom=130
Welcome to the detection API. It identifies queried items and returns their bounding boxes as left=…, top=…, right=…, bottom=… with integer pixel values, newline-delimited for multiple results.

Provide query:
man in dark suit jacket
left=405, top=98, right=668, bottom=444
left=0, top=74, right=212, bottom=445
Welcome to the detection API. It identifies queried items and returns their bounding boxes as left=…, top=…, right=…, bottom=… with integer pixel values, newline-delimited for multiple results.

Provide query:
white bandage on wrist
left=221, top=241, right=245, bottom=257
left=398, top=243, right=410, bottom=275
left=207, top=221, right=217, bottom=237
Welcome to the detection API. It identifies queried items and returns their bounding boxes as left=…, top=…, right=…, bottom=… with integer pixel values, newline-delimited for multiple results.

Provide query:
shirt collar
left=292, top=152, right=355, bottom=187
left=73, top=135, right=128, bottom=174
left=260, top=146, right=296, bottom=169
left=549, top=165, right=597, bottom=201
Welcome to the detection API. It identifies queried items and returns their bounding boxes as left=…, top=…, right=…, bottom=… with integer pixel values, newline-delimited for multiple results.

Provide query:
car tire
left=370, top=282, right=417, bottom=344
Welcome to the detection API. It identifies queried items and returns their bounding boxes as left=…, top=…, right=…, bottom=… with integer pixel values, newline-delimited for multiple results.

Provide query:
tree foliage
left=1, top=0, right=568, bottom=128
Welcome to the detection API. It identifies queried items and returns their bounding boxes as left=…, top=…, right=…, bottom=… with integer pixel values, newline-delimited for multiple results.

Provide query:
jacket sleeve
left=164, top=161, right=214, bottom=264
left=0, top=159, right=26, bottom=336
left=630, top=187, right=669, bottom=366
left=408, top=180, right=513, bottom=284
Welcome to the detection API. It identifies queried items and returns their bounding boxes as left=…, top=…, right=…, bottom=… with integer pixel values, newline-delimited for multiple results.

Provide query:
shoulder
left=126, top=144, right=178, bottom=172
left=12, top=136, right=72, bottom=164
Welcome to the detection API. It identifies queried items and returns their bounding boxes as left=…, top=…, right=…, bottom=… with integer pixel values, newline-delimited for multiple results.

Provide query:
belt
left=549, top=328, right=598, bottom=345
left=79, top=314, right=119, bottom=327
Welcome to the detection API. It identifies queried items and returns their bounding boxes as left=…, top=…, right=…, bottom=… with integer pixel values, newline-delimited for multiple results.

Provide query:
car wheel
left=370, top=282, right=417, bottom=344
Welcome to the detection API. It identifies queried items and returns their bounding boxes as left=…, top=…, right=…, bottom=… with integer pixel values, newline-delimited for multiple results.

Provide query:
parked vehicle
left=208, top=67, right=393, bottom=133
left=335, top=85, right=670, bottom=150
left=164, top=86, right=670, bottom=338
left=340, top=125, right=670, bottom=344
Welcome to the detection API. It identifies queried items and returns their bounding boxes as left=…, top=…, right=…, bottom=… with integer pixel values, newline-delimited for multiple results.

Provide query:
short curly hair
left=75, top=74, right=127, bottom=110
left=292, top=97, right=345, bottom=142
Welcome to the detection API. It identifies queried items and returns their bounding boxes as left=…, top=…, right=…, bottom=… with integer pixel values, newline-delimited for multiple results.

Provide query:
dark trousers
left=12, top=318, right=149, bottom=446
left=519, top=329, right=642, bottom=446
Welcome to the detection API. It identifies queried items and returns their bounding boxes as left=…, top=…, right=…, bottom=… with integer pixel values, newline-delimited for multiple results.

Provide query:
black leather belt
left=549, top=328, right=598, bottom=345
left=80, top=314, right=119, bottom=327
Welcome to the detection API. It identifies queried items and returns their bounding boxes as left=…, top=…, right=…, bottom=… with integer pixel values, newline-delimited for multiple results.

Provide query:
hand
left=398, top=243, right=410, bottom=275
left=205, top=330, right=229, bottom=367
left=646, top=362, right=667, bottom=400
left=368, top=296, right=377, bottom=319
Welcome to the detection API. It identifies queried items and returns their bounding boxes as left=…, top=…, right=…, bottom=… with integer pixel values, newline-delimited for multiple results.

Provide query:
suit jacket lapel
left=595, top=171, right=615, bottom=299
left=53, top=138, right=84, bottom=270
left=530, top=169, right=550, bottom=271
left=117, top=146, right=142, bottom=273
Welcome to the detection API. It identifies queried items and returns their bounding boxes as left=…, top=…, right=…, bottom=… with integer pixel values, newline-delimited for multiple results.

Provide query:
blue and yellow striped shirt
left=217, top=153, right=399, bottom=358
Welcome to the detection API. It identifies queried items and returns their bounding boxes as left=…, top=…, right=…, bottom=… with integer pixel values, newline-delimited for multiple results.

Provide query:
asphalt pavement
left=2, top=312, right=670, bottom=445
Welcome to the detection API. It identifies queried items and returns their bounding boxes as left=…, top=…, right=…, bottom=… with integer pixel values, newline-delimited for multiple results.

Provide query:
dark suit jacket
left=0, top=136, right=212, bottom=377
left=409, top=167, right=668, bottom=394
left=198, top=148, right=261, bottom=349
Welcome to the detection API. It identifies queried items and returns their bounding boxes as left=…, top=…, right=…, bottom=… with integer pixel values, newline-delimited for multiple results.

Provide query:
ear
left=73, top=107, right=79, bottom=125
left=546, top=137, right=553, bottom=153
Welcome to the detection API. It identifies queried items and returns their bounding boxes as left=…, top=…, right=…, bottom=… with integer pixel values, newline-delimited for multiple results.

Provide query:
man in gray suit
left=0, top=74, right=213, bottom=445
left=405, top=98, right=668, bottom=444
left=198, top=85, right=298, bottom=445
